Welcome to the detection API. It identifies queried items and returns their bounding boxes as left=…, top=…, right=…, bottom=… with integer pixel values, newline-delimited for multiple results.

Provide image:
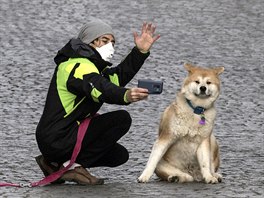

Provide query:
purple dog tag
left=199, top=119, right=206, bottom=125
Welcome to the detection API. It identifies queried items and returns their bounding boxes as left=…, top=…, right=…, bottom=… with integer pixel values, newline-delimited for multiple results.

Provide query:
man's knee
left=110, top=144, right=129, bottom=167
left=117, top=110, right=132, bottom=129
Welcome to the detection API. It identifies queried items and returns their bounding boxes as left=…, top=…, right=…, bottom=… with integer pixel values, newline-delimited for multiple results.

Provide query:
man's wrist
left=139, top=49, right=149, bottom=54
left=136, top=46, right=149, bottom=54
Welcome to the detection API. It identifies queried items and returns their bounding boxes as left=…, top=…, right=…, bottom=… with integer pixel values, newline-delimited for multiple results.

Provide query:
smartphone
left=138, top=79, right=163, bottom=94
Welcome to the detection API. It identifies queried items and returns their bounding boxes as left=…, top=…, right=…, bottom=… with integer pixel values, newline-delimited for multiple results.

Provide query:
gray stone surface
left=0, top=0, right=263, bottom=197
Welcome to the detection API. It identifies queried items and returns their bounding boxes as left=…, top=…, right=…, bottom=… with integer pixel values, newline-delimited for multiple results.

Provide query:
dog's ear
left=214, top=66, right=225, bottom=75
left=184, top=63, right=195, bottom=73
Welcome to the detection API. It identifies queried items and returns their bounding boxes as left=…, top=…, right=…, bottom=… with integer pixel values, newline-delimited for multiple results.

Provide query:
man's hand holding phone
left=138, top=79, right=163, bottom=94
left=126, top=87, right=149, bottom=103
left=126, top=80, right=163, bottom=103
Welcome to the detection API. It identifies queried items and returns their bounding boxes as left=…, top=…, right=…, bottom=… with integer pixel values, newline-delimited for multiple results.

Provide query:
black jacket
left=36, top=38, right=150, bottom=159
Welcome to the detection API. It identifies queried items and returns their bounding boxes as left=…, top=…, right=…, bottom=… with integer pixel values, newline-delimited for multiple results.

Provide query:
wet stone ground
left=0, top=0, right=263, bottom=197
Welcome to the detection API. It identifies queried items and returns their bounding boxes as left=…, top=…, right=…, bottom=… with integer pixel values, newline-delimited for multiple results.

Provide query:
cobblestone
left=0, top=0, right=263, bottom=197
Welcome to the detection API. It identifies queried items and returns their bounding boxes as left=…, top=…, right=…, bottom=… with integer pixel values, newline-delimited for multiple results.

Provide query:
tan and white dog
left=138, top=63, right=224, bottom=184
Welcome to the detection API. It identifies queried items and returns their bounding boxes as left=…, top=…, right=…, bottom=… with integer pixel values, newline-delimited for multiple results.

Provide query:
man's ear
left=90, top=38, right=100, bottom=48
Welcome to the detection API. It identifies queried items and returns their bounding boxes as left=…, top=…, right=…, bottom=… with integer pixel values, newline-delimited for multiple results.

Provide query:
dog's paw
left=137, top=174, right=151, bottom=183
left=180, top=174, right=194, bottom=183
left=168, top=176, right=179, bottom=183
left=204, top=175, right=219, bottom=184
left=168, top=174, right=194, bottom=183
left=212, top=173, right=223, bottom=183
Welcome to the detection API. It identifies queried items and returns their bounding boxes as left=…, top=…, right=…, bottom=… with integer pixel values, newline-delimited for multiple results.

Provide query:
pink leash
left=0, top=117, right=92, bottom=188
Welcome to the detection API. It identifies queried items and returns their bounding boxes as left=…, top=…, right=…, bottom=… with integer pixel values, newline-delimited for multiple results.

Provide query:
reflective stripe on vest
left=56, top=58, right=101, bottom=117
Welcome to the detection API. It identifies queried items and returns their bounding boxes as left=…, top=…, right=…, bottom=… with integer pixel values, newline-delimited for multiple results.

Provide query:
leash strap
left=0, top=117, right=92, bottom=188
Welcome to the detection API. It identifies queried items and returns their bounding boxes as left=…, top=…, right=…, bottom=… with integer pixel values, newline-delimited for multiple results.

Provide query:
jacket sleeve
left=66, top=61, right=129, bottom=105
left=82, top=72, right=129, bottom=104
left=102, top=47, right=150, bottom=87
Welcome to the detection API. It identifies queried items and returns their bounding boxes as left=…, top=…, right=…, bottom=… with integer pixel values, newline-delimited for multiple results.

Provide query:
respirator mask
left=96, top=42, right=115, bottom=62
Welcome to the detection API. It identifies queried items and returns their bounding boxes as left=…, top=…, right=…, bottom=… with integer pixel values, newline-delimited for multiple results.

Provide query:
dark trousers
left=75, top=110, right=131, bottom=168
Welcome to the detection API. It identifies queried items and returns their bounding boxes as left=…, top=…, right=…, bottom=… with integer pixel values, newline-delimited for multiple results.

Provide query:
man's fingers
left=128, top=88, right=149, bottom=102
left=142, top=22, right=147, bottom=33
left=135, top=87, right=149, bottom=93
left=146, top=23, right=152, bottom=33
left=153, top=34, right=161, bottom=42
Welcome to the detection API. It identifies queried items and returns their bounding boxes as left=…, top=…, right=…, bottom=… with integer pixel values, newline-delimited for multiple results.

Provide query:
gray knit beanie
left=78, top=18, right=114, bottom=44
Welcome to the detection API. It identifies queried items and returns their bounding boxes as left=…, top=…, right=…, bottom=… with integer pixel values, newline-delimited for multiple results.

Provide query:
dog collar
left=186, top=99, right=206, bottom=125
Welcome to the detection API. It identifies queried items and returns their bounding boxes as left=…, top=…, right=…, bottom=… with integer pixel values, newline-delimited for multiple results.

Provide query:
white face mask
left=96, top=42, right=115, bottom=62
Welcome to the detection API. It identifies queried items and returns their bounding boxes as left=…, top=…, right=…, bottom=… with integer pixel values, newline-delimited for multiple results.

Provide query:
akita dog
left=138, top=63, right=224, bottom=184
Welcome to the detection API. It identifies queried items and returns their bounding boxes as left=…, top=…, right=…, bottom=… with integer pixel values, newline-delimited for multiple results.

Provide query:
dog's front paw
left=137, top=172, right=151, bottom=183
left=204, top=175, right=219, bottom=184
left=212, top=173, right=223, bottom=183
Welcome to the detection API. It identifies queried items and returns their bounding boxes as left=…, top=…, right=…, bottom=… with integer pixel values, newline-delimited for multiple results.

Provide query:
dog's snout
left=200, top=86, right=206, bottom=93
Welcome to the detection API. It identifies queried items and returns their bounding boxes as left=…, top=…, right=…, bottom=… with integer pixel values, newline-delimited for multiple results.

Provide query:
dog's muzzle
left=200, top=86, right=206, bottom=94
left=195, top=86, right=211, bottom=98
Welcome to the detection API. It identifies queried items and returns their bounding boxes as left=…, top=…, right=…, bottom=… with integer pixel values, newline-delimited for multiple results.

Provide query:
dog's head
left=181, top=63, right=224, bottom=108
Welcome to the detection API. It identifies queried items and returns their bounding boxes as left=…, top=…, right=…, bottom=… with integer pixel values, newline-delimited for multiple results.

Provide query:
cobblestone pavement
left=0, top=0, right=263, bottom=197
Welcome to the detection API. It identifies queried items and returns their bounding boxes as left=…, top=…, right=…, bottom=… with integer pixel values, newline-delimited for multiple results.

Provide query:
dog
left=138, top=63, right=224, bottom=184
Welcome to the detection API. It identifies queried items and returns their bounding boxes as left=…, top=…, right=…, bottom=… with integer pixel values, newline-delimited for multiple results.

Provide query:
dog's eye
left=207, top=81, right=211, bottom=85
left=195, top=81, right=200, bottom=84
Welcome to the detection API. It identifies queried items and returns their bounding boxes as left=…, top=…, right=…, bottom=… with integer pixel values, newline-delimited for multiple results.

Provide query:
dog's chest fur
left=162, top=97, right=216, bottom=172
left=168, top=100, right=216, bottom=139
left=167, top=95, right=216, bottom=139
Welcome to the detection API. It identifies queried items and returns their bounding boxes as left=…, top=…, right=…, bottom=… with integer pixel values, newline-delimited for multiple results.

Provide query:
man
left=35, top=18, right=160, bottom=185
